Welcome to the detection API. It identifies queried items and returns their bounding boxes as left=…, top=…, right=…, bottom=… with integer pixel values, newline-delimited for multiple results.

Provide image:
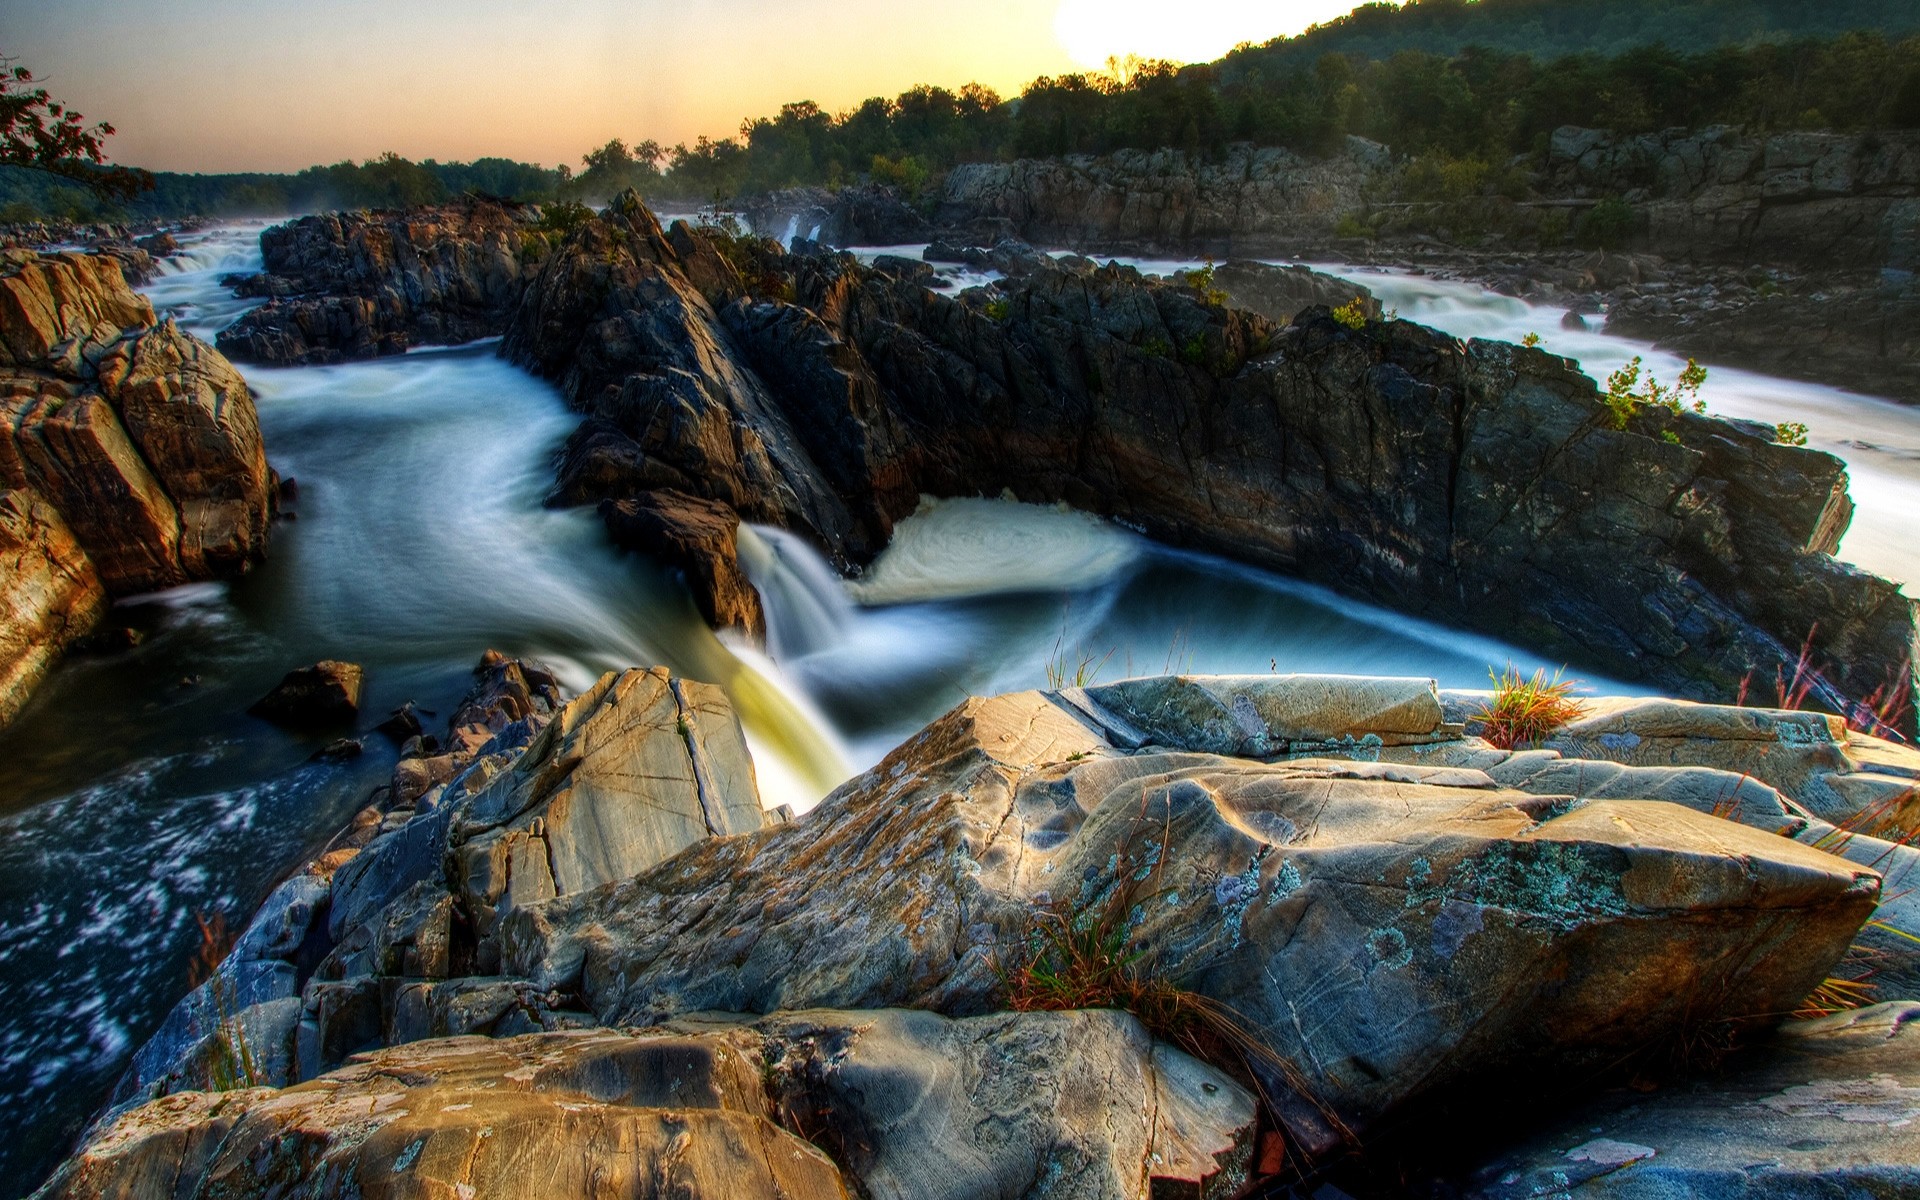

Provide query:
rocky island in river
left=4, top=1, right=1920, bottom=1196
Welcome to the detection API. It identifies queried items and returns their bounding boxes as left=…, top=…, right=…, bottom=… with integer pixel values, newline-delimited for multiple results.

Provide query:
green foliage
left=1140, top=335, right=1174, bottom=358
left=0, top=52, right=151, bottom=202
left=1578, top=195, right=1638, bottom=250
left=869, top=153, right=930, bottom=198
left=1776, top=421, right=1811, bottom=446
left=1332, top=297, right=1371, bottom=330
left=535, top=199, right=593, bottom=239
left=1522, top=332, right=1542, bottom=348
left=1661, top=429, right=1683, bottom=444
left=983, top=296, right=1011, bottom=322
left=1180, top=334, right=1209, bottom=365
left=1184, top=260, right=1229, bottom=307
left=1333, top=210, right=1376, bottom=239
left=1602, top=356, right=1709, bottom=429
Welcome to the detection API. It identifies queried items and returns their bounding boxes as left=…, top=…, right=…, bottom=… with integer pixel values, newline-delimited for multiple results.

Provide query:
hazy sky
left=1, top=0, right=1369, bottom=173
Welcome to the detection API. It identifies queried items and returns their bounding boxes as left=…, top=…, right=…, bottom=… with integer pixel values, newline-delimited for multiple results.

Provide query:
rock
left=1561, top=308, right=1590, bottom=331
left=599, top=489, right=765, bottom=636
left=48, top=1029, right=849, bottom=1200
left=0, top=250, right=272, bottom=723
left=374, top=701, right=424, bottom=740
left=309, top=738, right=363, bottom=762
left=1461, top=1002, right=1920, bottom=1197
left=216, top=197, right=554, bottom=366
left=446, top=666, right=772, bottom=952
left=1209, top=259, right=1379, bottom=324
left=0, top=488, right=106, bottom=724
left=935, top=144, right=1375, bottom=256
left=743, top=184, right=932, bottom=249
left=503, top=193, right=1919, bottom=725
left=248, top=661, right=365, bottom=729
left=500, top=682, right=1879, bottom=1152
left=49, top=1009, right=1255, bottom=1200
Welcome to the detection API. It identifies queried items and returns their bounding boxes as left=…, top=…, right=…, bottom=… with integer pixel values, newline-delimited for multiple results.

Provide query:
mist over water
left=4, top=222, right=1911, bottom=1188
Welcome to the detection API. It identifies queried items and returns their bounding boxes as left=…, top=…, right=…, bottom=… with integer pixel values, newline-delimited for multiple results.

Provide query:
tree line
left=6, top=11, right=1920, bottom=223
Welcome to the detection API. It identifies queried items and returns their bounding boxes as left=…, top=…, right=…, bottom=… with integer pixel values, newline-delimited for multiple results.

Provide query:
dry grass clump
left=1476, top=665, right=1588, bottom=750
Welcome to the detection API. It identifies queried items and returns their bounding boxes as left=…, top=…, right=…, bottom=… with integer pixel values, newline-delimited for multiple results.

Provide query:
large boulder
left=1208, top=259, right=1380, bottom=324
left=218, top=197, right=554, bottom=365
left=43, top=1009, right=1254, bottom=1200
left=0, top=250, right=272, bottom=723
left=500, top=680, right=1880, bottom=1152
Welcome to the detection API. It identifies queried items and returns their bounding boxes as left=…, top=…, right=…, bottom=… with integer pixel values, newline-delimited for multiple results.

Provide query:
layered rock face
left=217, top=198, right=554, bottom=366
left=80, top=667, right=1916, bottom=1196
left=506, top=193, right=1917, bottom=726
left=743, top=183, right=934, bottom=248
left=935, top=140, right=1382, bottom=255
left=0, top=250, right=271, bottom=723
left=1543, top=125, right=1920, bottom=271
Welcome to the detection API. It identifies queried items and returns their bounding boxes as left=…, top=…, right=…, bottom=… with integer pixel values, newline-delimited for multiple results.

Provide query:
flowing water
left=2, top=224, right=1913, bottom=1190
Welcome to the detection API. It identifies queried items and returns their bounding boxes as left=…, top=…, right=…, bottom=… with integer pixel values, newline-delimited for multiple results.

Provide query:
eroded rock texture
left=0, top=249, right=271, bottom=723
left=502, top=192, right=1916, bottom=725
left=217, top=197, right=554, bottom=365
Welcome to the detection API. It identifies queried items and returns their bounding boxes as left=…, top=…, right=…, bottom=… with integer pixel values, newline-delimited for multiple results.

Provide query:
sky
left=0, top=0, right=1370, bottom=174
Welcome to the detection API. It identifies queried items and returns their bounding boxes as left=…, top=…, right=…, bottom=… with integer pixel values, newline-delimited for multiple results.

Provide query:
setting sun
left=1052, top=0, right=1378, bottom=68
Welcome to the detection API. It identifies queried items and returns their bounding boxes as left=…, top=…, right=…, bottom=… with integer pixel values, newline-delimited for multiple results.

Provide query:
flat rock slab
left=1464, top=1002, right=1920, bottom=1198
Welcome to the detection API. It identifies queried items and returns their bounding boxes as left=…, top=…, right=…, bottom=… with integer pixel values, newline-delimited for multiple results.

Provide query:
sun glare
left=1052, top=0, right=1374, bottom=69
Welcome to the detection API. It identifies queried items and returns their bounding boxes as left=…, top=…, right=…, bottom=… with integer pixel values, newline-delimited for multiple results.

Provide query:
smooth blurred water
left=8, top=222, right=1911, bottom=1192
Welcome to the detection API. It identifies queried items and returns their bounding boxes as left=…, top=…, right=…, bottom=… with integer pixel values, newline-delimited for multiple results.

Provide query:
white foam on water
left=847, top=495, right=1144, bottom=604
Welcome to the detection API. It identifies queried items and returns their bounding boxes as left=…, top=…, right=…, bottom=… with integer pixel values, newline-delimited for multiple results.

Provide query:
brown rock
left=599, top=490, right=765, bottom=637
left=0, top=488, right=106, bottom=724
left=249, top=661, right=365, bottom=729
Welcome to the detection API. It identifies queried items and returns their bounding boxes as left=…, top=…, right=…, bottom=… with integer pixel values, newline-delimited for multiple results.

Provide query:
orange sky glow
left=0, top=0, right=1372, bottom=174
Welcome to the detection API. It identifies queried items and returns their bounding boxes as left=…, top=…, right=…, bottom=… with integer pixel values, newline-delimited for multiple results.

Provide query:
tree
left=0, top=55, right=151, bottom=202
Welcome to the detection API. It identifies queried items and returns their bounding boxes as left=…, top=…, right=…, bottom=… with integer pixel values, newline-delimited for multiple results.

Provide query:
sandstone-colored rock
left=1463, top=1001, right=1920, bottom=1198
left=500, top=685, right=1878, bottom=1152
left=448, top=666, right=771, bottom=945
left=95, top=319, right=270, bottom=575
left=0, top=250, right=154, bottom=366
left=57, top=1008, right=1255, bottom=1200
left=0, top=488, right=106, bottom=724
left=1069, top=673, right=1455, bottom=755
left=45, top=1030, right=849, bottom=1200
left=7, top=391, right=186, bottom=594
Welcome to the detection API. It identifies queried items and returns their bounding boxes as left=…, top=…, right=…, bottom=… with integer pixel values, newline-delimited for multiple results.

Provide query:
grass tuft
left=1476, top=665, right=1588, bottom=750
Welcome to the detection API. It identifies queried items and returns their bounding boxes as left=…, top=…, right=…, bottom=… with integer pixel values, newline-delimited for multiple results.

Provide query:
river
left=1, top=223, right=1913, bottom=1191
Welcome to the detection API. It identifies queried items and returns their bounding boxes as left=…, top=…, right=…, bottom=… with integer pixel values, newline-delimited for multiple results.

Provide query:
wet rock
left=0, top=488, right=106, bottom=725
left=374, top=701, right=424, bottom=740
left=599, top=489, right=765, bottom=636
left=309, top=737, right=363, bottom=762
left=500, top=683, right=1878, bottom=1152
left=1461, top=1002, right=1920, bottom=1197
left=0, top=250, right=271, bottom=723
left=248, top=660, right=365, bottom=728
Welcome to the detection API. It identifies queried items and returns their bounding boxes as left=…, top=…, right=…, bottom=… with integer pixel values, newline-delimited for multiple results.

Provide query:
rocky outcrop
left=743, top=184, right=933, bottom=248
left=1543, top=125, right=1920, bottom=272
left=42, top=1009, right=1255, bottom=1200
left=506, top=193, right=1918, bottom=727
left=935, top=141, right=1383, bottom=255
left=1461, top=1001, right=1920, bottom=1197
left=73, top=667, right=1920, bottom=1196
left=0, top=249, right=272, bottom=723
left=217, top=198, right=553, bottom=366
